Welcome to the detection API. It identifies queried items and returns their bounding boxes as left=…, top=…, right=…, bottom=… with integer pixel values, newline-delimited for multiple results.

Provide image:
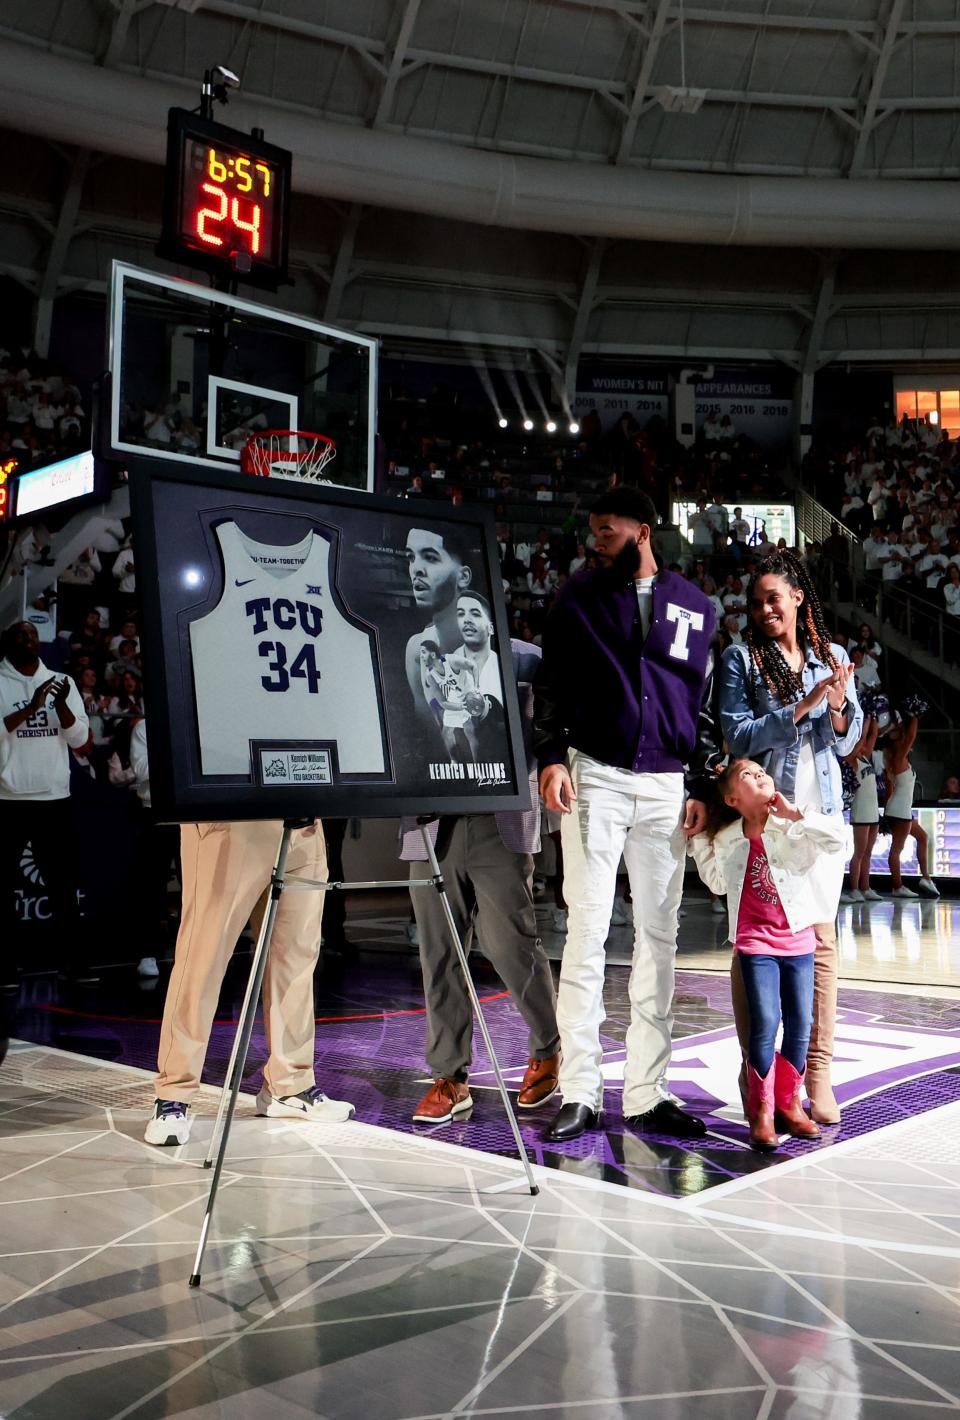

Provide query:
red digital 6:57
left=159, top=109, right=292, bottom=290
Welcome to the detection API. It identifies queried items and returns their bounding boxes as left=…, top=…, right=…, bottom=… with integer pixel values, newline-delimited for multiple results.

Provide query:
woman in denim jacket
left=718, top=551, right=862, bottom=1125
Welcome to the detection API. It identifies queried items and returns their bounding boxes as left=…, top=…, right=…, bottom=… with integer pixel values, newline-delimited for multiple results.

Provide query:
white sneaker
left=917, top=878, right=940, bottom=898
left=549, top=906, right=567, bottom=933
left=610, top=896, right=633, bottom=927
left=711, top=898, right=726, bottom=915
left=137, top=956, right=160, bottom=977
left=862, top=888, right=882, bottom=901
left=892, top=885, right=919, bottom=899
left=256, top=1084, right=355, bottom=1123
left=848, top=889, right=864, bottom=903
left=144, top=1099, right=191, bottom=1146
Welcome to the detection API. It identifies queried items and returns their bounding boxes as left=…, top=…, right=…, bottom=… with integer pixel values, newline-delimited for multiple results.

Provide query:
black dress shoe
left=625, top=1100, right=707, bottom=1139
left=545, top=1102, right=602, bottom=1142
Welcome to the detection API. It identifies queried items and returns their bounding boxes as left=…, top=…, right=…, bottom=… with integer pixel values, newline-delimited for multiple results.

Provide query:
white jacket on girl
left=690, top=812, right=850, bottom=940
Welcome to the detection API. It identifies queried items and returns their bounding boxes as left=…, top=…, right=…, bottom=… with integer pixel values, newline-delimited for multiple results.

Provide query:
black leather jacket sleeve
left=684, top=647, right=724, bottom=801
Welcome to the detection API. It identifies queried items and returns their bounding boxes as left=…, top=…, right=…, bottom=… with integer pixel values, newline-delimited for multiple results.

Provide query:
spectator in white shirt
left=867, top=477, right=890, bottom=518
left=943, top=564, right=960, bottom=617
left=702, top=414, right=722, bottom=444
left=917, top=539, right=950, bottom=589
left=730, top=507, right=751, bottom=544
left=0, top=620, right=96, bottom=988
left=108, top=620, right=140, bottom=656
left=878, top=530, right=907, bottom=582
left=848, top=623, right=882, bottom=668
left=688, top=501, right=716, bottom=552
left=721, top=576, right=748, bottom=630
left=706, top=497, right=729, bottom=542
left=850, top=648, right=880, bottom=691
left=722, top=613, right=744, bottom=645
left=862, top=525, right=887, bottom=573
left=113, top=542, right=136, bottom=596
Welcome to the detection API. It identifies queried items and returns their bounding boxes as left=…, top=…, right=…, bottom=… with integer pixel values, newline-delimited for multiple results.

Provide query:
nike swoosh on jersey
left=235, top=578, right=256, bottom=587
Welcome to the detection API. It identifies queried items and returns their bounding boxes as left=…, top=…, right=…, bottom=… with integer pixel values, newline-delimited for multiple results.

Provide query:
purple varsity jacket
left=533, top=567, right=720, bottom=795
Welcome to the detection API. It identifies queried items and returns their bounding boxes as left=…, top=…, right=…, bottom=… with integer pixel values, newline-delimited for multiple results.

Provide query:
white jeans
left=558, top=751, right=686, bottom=1114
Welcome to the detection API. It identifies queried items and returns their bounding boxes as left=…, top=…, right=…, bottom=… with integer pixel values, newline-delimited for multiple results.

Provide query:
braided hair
left=744, top=550, right=838, bottom=704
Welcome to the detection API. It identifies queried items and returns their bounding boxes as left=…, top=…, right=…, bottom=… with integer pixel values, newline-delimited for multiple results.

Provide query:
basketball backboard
left=104, top=263, right=377, bottom=491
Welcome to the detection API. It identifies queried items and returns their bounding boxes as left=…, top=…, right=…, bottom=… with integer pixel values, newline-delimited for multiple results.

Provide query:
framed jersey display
left=128, top=460, right=529, bottom=821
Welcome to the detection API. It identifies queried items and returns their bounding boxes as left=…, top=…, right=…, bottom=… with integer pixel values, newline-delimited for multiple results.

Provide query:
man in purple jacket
left=535, top=488, right=721, bottom=1141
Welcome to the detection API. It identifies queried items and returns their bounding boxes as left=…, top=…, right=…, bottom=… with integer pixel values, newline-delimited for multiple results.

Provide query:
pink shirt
left=736, top=836, right=817, bottom=957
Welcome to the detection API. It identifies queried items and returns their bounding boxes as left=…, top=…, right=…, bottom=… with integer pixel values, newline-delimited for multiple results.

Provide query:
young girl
left=718, top=550, right=861, bottom=1124
left=691, top=758, right=848, bottom=1152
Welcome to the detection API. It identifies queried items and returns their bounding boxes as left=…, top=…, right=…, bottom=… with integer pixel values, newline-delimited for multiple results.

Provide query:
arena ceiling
left=1, top=0, right=959, bottom=376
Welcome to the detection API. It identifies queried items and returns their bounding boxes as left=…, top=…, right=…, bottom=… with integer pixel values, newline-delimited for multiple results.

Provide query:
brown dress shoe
left=517, top=1053, right=561, bottom=1110
left=412, top=1078, right=472, bottom=1124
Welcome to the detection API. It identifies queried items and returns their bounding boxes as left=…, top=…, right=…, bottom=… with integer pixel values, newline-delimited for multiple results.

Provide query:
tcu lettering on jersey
left=242, top=595, right=325, bottom=695
left=665, top=603, right=705, bottom=661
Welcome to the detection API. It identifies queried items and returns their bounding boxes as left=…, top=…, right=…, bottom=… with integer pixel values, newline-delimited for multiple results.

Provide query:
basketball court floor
left=2, top=894, right=960, bottom=1416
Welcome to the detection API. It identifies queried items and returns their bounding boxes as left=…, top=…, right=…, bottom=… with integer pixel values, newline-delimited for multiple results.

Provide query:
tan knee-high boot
left=806, top=921, right=840, bottom=1124
left=730, top=952, right=750, bottom=1118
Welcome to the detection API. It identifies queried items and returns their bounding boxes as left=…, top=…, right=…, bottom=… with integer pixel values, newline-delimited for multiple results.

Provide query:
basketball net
left=240, top=429, right=337, bottom=484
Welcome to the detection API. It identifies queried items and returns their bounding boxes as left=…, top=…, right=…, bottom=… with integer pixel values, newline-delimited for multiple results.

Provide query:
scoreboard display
left=923, top=806, right=960, bottom=878
left=0, top=456, right=16, bottom=523
left=847, top=806, right=960, bottom=879
left=158, top=109, right=292, bottom=289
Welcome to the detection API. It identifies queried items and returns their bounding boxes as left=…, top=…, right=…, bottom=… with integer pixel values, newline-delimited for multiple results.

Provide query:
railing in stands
left=815, top=551, right=960, bottom=762
left=796, top=489, right=862, bottom=570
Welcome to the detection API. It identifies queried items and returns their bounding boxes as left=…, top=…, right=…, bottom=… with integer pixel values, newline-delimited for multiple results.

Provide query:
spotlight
left=569, top=421, right=581, bottom=435
left=523, top=419, right=534, bottom=432
left=182, top=566, right=203, bottom=588
left=545, top=420, right=557, bottom=433
left=498, top=417, right=508, bottom=429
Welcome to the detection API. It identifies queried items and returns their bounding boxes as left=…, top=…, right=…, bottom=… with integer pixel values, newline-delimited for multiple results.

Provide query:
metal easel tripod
left=189, top=815, right=539, bottom=1288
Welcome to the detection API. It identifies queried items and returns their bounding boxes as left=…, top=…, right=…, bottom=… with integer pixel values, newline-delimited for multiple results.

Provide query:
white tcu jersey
left=190, top=521, right=386, bottom=776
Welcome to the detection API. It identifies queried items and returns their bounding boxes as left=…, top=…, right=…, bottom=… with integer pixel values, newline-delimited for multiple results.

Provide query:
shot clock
left=159, top=109, right=292, bottom=289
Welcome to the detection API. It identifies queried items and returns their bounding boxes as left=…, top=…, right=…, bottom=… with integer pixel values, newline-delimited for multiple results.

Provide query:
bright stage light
left=523, top=419, right=534, bottom=432
left=545, top=420, right=557, bottom=433
left=498, top=417, right=508, bottom=428
left=182, top=567, right=203, bottom=588
left=569, top=421, right=581, bottom=435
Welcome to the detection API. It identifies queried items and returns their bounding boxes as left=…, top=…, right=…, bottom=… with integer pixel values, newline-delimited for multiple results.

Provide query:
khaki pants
left=155, top=820, right=326, bottom=1104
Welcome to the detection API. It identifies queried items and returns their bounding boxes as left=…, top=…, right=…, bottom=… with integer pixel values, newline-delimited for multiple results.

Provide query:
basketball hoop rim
left=240, top=428, right=337, bottom=478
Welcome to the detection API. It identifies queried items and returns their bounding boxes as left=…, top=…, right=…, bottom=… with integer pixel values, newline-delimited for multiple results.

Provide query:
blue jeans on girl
left=737, top=950, right=815, bottom=1076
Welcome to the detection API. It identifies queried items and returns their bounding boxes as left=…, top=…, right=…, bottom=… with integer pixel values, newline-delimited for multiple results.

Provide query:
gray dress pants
left=410, top=815, right=560, bottom=1080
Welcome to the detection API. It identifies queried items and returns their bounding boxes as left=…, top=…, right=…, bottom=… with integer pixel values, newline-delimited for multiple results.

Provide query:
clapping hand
left=28, top=676, right=58, bottom=713
left=825, top=663, right=854, bottom=712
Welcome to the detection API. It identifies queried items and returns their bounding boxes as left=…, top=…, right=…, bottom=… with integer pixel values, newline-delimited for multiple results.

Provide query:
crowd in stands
left=805, top=415, right=960, bottom=637
left=0, top=343, right=88, bottom=469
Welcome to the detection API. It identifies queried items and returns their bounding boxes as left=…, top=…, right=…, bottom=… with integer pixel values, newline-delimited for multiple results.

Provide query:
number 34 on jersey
left=244, top=594, right=323, bottom=693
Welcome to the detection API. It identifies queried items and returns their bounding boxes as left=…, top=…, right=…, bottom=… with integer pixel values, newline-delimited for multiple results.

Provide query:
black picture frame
left=129, top=457, right=530, bottom=822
